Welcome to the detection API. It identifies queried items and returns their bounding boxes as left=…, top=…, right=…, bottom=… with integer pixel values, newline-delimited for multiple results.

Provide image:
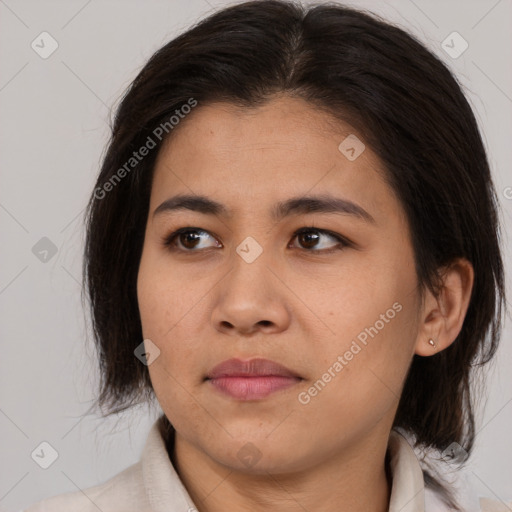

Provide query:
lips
left=206, top=357, right=301, bottom=379
left=205, top=358, right=302, bottom=400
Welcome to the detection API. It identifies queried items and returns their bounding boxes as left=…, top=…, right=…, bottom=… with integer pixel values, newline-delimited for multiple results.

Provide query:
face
left=137, top=94, right=423, bottom=474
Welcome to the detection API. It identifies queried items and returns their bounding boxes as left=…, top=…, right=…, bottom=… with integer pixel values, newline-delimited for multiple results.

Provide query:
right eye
left=161, top=227, right=222, bottom=252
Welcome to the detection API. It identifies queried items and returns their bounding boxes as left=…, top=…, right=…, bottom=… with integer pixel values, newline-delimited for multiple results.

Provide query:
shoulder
left=425, top=486, right=511, bottom=512
left=479, top=497, right=512, bottom=512
left=391, top=429, right=511, bottom=512
left=22, top=461, right=151, bottom=512
left=22, top=415, right=192, bottom=512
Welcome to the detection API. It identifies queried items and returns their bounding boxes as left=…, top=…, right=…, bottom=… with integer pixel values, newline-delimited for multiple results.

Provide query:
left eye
left=290, top=227, right=348, bottom=252
left=162, top=227, right=349, bottom=253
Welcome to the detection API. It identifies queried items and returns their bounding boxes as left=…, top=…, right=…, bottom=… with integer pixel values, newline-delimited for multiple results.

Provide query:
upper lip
left=206, top=358, right=301, bottom=379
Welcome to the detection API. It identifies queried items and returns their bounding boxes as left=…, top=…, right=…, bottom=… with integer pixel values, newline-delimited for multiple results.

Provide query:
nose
left=210, top=251, right=291, bottom=337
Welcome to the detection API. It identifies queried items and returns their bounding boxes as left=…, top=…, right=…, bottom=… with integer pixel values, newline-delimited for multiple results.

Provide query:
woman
left=24, top=1, right=508, bottom=511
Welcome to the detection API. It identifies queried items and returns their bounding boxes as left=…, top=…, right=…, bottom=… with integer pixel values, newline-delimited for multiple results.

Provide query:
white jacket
left=22, top=417, right=509, bottom=512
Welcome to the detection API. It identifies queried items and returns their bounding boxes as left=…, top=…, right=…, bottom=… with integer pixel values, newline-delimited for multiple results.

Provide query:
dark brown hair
left=81, top=1, right=507, bottom=509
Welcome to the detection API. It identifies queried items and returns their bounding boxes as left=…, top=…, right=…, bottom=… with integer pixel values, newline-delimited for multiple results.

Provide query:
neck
left=166, top=424, right=393, bottom=512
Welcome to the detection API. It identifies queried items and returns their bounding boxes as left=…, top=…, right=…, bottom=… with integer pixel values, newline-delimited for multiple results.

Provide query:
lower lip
left=207, top=376, right=301, bottom=400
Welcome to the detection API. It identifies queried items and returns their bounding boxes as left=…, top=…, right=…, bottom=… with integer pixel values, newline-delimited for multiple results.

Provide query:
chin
left=205, top=434, right=308, bottom=475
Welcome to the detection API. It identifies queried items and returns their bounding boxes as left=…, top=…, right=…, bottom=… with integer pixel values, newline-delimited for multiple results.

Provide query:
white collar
left=387, top=430, right=426, bottom=511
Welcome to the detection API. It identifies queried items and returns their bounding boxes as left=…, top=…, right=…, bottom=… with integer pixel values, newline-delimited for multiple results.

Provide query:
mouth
left=205, top=357, right=303, bottom=400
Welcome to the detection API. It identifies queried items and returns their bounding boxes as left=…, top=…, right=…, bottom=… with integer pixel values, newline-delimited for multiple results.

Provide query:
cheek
left=137, top=250, right=206, bottom=378
left=305, top=271, right=418, bottom=419
left=137, top=257, right=204, bottom=428
left=297, top=312, right=416, bottom=443
left=137, top=247, right=187, bottom=338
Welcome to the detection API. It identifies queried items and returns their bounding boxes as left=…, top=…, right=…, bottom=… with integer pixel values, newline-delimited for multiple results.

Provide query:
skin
left=136, top=94, right=474, bottom=512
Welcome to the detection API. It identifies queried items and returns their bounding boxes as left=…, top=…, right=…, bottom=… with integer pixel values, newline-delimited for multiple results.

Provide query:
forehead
left=149, top=95, right=402, bottom=227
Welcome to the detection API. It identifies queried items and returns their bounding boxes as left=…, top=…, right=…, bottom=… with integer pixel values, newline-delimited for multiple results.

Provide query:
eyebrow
left=153, top=194, right=376, bottom=224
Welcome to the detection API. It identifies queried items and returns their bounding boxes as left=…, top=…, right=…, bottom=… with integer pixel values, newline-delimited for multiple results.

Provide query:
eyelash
left=161, top=226, right=352, bottom=254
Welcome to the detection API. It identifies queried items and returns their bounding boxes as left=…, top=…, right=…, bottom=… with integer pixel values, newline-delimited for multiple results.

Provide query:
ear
left=414, top=258, right=474, bottom=357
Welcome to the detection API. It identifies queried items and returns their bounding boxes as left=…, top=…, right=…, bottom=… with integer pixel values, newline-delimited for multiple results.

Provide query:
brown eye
left=178, top=230, right=203, bottom=250
left=162, top=226, right=350, bottom=254
left=296, top=230, right=322, bottom=249
left=163, top=228, right=221, bottom=251
left=290, top=228, right=349, bottom=252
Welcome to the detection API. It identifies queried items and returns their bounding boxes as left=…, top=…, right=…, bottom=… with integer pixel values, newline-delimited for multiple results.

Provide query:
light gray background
left=1, top=0, right=511, bottom=510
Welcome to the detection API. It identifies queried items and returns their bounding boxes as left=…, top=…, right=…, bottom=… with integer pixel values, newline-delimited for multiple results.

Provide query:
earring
left=428, top=338, right=436, bottom=348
